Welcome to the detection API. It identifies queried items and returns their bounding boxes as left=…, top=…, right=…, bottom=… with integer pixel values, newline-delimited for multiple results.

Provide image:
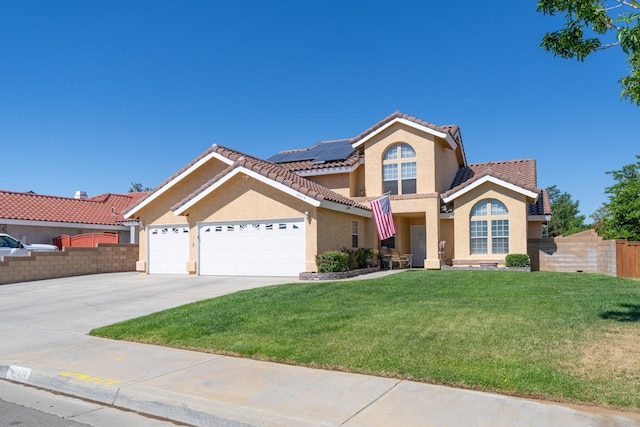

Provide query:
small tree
left=546, top=185, right=589, bottom=237
left=129, top=182, right=151, bottom=192
left=537, top=0, right=640, bottom=105
left=593, top=155, right=640, bottom=240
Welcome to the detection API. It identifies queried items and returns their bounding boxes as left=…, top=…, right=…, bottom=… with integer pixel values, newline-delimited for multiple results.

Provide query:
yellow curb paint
left=59, top=371, right=120, bottom=386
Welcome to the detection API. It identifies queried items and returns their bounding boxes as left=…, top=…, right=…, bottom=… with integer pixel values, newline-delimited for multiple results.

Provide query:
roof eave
left=172, top=166, right=323, bottom=216
left=318, top=200, right=372, bottom=218
left=442, top=176, right=539, bottom=204
left=352, top=117, right=458, bottom=151
left=124, top=147, right=233, bottom=218
left=294, top=162, right=361, bottom=177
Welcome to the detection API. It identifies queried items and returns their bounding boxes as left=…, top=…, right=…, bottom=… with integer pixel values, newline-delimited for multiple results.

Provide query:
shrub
left=505, top=254, right=530, bottom=267
left=339, top=247, right=375, bottom=269
left=316, top=251, right=350, bottom=272
left=354, top=248, right=375, bottom=268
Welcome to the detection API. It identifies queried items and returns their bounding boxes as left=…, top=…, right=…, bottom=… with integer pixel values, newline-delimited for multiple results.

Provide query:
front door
left=410, top=225, right=426, bottom=268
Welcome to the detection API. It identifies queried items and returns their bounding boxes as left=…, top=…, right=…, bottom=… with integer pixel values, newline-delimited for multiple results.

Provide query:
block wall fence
left=528, top=229, right=617, bottom=276
left=0, top=244, right=138, bottom=285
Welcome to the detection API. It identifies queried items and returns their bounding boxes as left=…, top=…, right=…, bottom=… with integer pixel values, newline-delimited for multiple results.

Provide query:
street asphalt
left=1, top=271, right=639, bottom=426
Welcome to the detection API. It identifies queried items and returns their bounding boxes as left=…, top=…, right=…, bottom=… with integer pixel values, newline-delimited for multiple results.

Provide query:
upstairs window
left=470, top=199, right=509, bottom=255
left=382, top=143, right=416, bottom=195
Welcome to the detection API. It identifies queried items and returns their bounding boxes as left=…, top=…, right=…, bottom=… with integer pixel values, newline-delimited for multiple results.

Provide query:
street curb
left=1, top=361, right=323, bottom=427
left=1, top=362, right=119, bottom=405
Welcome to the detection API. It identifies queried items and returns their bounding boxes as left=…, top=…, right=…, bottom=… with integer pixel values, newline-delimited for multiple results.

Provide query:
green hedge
left=505, top=254, right=530, bottom=267
left=316, top=248, right=375, bottom=272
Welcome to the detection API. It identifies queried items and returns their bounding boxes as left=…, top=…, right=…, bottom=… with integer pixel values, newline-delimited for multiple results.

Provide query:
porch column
left=129, top=225, right=137, bottom=244
left=424, top=198, right=441, bottom=269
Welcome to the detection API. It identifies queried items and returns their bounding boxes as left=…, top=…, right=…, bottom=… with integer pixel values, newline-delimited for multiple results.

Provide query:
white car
left=0, top=233, right=59, bottom=257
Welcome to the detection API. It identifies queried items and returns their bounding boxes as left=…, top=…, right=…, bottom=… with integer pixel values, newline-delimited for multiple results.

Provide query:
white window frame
left=382, top=143, right=417, bottom=195
left=470, top=199, right=509, bottom=255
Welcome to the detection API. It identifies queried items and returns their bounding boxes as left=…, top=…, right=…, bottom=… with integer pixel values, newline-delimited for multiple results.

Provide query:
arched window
left=470, top=199, right=509, bottom=254
left=382, top=143, right=416, bottom=195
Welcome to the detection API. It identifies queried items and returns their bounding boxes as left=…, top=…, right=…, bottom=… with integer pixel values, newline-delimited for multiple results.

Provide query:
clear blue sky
left=2, top=1, right=638, bottom=220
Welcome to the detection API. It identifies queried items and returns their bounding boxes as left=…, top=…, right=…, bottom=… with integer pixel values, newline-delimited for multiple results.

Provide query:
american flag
left=370, top=194, right=396, bottom=241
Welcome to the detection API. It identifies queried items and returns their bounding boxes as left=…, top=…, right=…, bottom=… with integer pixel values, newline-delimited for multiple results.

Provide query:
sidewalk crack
left=339, top=380, right=402, bottom=426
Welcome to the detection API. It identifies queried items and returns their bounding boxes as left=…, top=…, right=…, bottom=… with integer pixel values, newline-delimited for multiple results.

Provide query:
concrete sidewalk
left=1, top=272, right=640, bottom=426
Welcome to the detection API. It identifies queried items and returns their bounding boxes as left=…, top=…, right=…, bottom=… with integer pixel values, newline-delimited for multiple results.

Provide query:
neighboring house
left=124, top=111, right=551, bottom=276
left=0, top=190, right=148, bottom=245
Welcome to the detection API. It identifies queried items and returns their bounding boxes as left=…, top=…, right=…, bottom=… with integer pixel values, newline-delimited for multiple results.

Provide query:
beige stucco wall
left=451, top=182, right=531, bottom=265
left=434, top=139, right=462, bottom=194
left=439, top=218, right=455, bottom=263
left=134, top=158, right=229, bottom=265
left=363, top=123, right=438, bottom=195
left=350, top=163, right=365, bottom=197
left=307, top=173, right=350, bottom=197
left=527, top=221, right=546, bottom=238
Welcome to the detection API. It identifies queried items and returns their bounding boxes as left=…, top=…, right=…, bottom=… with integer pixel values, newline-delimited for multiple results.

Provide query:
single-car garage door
left=148, top=225, right=190, bottom=274
left=198, top=219, right=305, bottom=276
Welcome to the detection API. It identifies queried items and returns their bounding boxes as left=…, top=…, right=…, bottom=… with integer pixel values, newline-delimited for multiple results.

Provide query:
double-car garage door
left=198, top=219, right=305, bottom=276
left=147, top=219, right=305, bottom=276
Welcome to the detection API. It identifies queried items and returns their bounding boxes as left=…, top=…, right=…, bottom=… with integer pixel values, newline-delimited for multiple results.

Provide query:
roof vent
left=74, top=190, right=88, bottom=199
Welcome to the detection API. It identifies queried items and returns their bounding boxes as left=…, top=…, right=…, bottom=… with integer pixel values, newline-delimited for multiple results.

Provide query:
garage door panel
left=199, top=220, right=305, bottom=276
left=148, top=225, right=190, bottom=274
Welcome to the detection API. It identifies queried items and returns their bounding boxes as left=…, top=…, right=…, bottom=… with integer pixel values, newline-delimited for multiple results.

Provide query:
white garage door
left=199, top=219, right=305, bottom=276
left=148, top=225, right=190, bottom=274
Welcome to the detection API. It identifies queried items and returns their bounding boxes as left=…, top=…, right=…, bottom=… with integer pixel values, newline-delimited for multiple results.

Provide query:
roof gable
left=0, top=190, right=147, bottom=226
left=124, top=146, right=232, bottom=218
left=350, top=111, right=461, bottom=151
left=442, top=159, right=541, bottom=203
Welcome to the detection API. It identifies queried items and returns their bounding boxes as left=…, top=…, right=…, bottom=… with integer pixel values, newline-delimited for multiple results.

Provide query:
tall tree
left=546, top=185, right=589, bottom=236
left=537, top=0, right=640, bottom=105
left=129, top=182, right=151, bottom=192
left=593, top=155, right=640, bottom=240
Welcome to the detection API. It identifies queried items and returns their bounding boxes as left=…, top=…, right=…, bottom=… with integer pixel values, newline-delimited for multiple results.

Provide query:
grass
left=90, top=270, right=640, bottom=410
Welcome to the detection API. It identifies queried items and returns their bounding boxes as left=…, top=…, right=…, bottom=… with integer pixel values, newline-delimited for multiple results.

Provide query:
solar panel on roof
left=313, top=143, right=355, bottom=163
left=268, top=139, right=355, bottom=164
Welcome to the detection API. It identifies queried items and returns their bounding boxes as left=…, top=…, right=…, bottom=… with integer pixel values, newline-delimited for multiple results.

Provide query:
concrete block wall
left=0, top=244, right=139, bottom=285
left=528, top=229, right=616, bottom=276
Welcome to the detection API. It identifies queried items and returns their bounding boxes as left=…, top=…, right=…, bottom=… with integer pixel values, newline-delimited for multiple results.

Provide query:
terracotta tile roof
left=0, top=190, right=149, bottom=225
left=442, top=159, right=539, bottom=198
left=529, top=189, right=552, bottom=216
left=171, top=144, right=370, bottom=212
left=440, top=159, right=551, bottom=215
left=349, top=111, right=461, bottom=145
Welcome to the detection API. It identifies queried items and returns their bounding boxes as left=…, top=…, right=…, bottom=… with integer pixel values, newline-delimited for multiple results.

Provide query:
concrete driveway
left=2, top=272, right=640, bottom=427
left=0, top=272, right=301, bottom=333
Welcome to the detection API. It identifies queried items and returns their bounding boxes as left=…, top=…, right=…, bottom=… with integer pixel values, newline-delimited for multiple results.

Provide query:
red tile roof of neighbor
left=169, top=144, right=371, bottom=212
left=0, top=190, right=149, bottom=225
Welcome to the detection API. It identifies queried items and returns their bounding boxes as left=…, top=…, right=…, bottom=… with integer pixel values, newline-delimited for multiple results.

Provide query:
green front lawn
left=90, top=270, right=640, bottom=410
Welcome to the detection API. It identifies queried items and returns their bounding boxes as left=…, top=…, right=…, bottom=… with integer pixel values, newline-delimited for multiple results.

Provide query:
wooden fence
left=52, top=232, right=119, bottom=250
left=617, top=240, right=640, bottom=279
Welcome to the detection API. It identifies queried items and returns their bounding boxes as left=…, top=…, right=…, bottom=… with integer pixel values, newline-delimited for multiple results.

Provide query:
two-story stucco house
left=124, top=111, right=551, bottom=276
